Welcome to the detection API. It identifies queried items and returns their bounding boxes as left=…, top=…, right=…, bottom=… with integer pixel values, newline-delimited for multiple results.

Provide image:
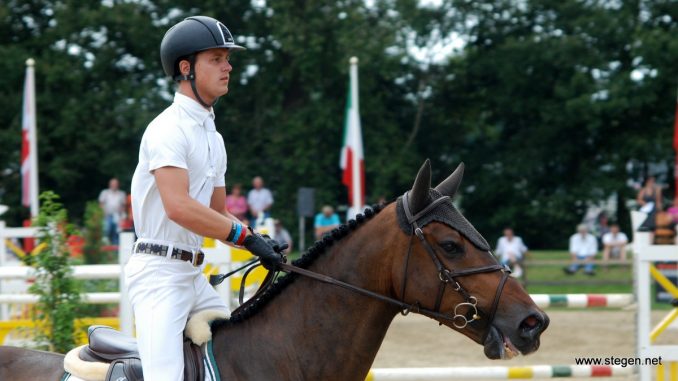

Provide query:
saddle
left=73, top=325, right=204, bottom=381
left=64, top=309, right=229, bottom=381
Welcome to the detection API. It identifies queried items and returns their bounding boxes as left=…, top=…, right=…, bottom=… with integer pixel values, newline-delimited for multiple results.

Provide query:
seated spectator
left=495, top=228, right=528, bottom=278
left=247, top=176, right=274, bottom=226
left=601, top=223, right=628, bottom=262
left=564, top=224, right=598, bottom=276
left=274, top=219, right=292, bottom=254
left=314, top=205, right=341, bottom=240
left=226, top=183, right=248, bottom=222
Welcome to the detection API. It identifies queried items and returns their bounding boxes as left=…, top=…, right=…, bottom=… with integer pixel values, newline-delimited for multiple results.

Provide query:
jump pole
left=365, top=365, right=635, bottom=380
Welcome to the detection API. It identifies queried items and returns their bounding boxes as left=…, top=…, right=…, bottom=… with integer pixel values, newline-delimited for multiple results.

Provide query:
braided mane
left=212, top=203, right=385, bottom=329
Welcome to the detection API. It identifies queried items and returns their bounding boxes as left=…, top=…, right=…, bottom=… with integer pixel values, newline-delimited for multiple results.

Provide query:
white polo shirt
left=602, top=232, right=628, bottom=246
left=569, top=233, right=598, bottom=257
left=495, top=236, right=528, bottom=260
left=131, top=92, right=227, bottom=249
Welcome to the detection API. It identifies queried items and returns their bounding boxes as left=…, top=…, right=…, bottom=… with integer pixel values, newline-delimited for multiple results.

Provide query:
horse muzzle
left=483, top=311, right=549, bottom=360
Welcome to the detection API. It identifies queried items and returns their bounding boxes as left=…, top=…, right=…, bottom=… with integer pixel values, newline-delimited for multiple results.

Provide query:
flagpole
left=674, top=85, right=678, bottom=204
left=26, top=58, right=39, bottom=217
left=349, top=56, right=362, bottom=212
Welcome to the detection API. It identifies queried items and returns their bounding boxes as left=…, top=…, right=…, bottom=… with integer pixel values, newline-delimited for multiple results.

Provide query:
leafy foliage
left=82, top=201, right=105, bottom=264
left=22, top=191, right=83, bottom=353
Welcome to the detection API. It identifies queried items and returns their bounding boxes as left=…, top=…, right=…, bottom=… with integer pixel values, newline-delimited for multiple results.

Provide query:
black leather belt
left=134, top=242, right=205, bottom=266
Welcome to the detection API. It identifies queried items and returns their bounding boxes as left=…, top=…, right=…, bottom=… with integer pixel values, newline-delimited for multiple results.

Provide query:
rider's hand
left=243, top=233, right=284, bottom=271
left=260, top=234, right=289, bottom=254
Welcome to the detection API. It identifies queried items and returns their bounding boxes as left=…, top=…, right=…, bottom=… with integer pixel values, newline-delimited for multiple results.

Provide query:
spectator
left=247, top=176, right=274, bottom=225
left=314, top=205, right=341, bottom=239
left=98, top=178, right=126, bottom=245
left=667, top=198, right=678, bottom=224
left=564, top=224, right=598, bottom=276
left=274, top=219, right=292, bottom=254
left=637, top=176, right=662, bottom=231
left=495, top=228, right=528, bottom=278
left=226, top=183, right=248, bottom=222
left=601, top=223, right=628, bottom=262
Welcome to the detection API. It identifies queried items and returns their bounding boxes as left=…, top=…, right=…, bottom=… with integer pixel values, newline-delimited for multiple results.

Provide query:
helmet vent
left=216, top=21, right=234, bottom=44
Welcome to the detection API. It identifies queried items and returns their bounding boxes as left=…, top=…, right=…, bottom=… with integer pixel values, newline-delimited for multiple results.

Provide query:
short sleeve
left=145, top=123, right=188, bottom=172
left=331, top=214, right=340, bottom=225
left=602, top=233, right=611, bottom=245
left=314, top=214, right=321, bottom=227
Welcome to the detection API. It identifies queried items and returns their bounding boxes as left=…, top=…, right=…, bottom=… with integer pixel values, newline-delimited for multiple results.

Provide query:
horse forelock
left=211, top=202, right=388, bottom=329
left=396, top=189, right=491, bottom=251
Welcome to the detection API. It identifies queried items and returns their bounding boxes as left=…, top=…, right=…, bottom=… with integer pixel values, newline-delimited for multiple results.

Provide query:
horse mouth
left=483, top=325, right=521, bottom=360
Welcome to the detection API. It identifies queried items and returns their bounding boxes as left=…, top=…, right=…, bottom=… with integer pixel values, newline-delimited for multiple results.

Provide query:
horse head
left=393, top=159, right=548, bottom=359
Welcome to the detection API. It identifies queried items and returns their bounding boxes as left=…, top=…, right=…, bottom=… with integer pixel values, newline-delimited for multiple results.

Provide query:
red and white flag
left=21, top=58, right=39, bottom=217
left=340, top=57, right=365, bottom=218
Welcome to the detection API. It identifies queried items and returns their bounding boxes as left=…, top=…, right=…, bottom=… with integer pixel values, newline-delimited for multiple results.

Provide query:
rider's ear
left=435, top=162, right=464, bottom=198
left=408, top=159, right=432, bottom=215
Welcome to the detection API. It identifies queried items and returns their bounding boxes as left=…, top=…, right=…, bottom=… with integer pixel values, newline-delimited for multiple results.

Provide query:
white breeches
left=125, top=253, right=229, bottom=381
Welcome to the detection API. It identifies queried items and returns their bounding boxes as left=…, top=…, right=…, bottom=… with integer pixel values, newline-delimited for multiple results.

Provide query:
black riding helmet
left=160, top=16, right=245, bottom=107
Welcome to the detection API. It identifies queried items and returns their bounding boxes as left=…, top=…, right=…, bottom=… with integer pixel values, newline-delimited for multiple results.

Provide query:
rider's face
left=193, top=48, right=232, bottom=103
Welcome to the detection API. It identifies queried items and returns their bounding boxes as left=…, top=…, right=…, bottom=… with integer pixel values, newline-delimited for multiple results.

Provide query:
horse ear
left=435, top=162, right=464, bottom=197
left=408, top=159, right=432, bottom=214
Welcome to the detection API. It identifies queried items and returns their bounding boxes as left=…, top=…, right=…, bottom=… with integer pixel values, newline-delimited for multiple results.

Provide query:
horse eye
left=440, top=241, right=462, bottom=255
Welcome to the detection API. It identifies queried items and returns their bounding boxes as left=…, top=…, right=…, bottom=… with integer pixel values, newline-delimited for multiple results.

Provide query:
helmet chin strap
left=175, top=55, right=218, bottom=109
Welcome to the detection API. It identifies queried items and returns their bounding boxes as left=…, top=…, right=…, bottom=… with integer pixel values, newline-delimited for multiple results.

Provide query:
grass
left=523, top=250, right=633, bottom=294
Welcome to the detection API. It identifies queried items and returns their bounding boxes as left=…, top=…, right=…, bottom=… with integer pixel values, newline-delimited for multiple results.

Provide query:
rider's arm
left=155, top=166, right=242, bottom=240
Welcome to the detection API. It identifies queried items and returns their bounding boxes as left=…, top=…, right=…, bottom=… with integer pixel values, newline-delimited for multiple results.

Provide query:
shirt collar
left=173, top=92, right=216, bottom=131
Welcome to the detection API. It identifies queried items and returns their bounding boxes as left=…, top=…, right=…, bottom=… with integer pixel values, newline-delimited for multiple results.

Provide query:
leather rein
left=271, top=193, right=511, bottom=333
left=212, top=194, right=511, bottom=334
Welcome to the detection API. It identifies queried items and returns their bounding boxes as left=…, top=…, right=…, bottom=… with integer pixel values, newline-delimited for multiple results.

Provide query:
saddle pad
left=63, top=344, right=220, bottom=381
left=204, top=340, right=220, bottom=381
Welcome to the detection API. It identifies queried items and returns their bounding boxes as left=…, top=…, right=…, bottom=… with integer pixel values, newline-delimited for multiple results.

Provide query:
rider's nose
left=519, top=311, right=549, bottom=341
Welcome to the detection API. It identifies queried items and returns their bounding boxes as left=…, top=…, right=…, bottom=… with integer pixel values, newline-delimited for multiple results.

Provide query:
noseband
left=400, top=192, right=510, bottom=333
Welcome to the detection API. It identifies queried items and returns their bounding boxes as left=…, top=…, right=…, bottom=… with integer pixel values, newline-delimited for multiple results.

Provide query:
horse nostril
left=519, top=313, right=546, bottom=338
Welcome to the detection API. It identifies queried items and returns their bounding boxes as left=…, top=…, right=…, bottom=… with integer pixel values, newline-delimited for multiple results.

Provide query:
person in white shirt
left=565, top=224, right=598, bottom=275
left=602, top=224, right=628, bottom=262
left=247, top=176, right=274, bottom=224
left=98, top=177, right=126, bottom=245
left=495, top=228, right=528, bottom=278
left=127, top=16, right=283, bottom=381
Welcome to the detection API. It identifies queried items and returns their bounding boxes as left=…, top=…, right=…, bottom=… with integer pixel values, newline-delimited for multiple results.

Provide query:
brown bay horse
left=0, top=160, right=548, bottom=380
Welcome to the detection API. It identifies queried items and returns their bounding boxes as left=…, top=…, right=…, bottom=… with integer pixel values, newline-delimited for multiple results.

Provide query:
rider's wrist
left=227, top=222, right=248, bottom=246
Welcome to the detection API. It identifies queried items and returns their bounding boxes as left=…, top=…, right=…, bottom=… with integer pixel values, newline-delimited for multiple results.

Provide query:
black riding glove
left=243, top=234, right=284, bottom=271
left=260, top=234, right=289, bottom=254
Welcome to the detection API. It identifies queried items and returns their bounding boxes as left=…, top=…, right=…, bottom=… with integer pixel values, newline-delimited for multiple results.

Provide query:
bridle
left=231, top=194, right=510, bottom=337
left=399, top=192, right=510, bottom=333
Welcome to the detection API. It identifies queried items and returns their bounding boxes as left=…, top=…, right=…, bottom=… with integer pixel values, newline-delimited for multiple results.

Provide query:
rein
left=215, top=195, right=510, bottom=336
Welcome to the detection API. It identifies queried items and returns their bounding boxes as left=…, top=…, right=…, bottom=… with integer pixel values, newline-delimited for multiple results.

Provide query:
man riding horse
left=126, top=15, right=283, bottom=381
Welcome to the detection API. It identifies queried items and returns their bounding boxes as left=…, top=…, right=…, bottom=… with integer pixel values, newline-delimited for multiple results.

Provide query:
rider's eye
left=440, top=241, right=463, bottom=255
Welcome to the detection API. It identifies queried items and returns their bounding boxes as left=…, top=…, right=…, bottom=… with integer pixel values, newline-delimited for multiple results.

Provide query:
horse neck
left=214, top=211, right=402, bottom=380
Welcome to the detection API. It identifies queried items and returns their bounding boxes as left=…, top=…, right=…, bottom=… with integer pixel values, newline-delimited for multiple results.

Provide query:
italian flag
left=340, top=57, right=365, bottom=213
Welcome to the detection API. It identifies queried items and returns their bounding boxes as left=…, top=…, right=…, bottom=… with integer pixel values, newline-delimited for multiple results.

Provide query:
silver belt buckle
left=191, top=249, right=198, bottom=266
